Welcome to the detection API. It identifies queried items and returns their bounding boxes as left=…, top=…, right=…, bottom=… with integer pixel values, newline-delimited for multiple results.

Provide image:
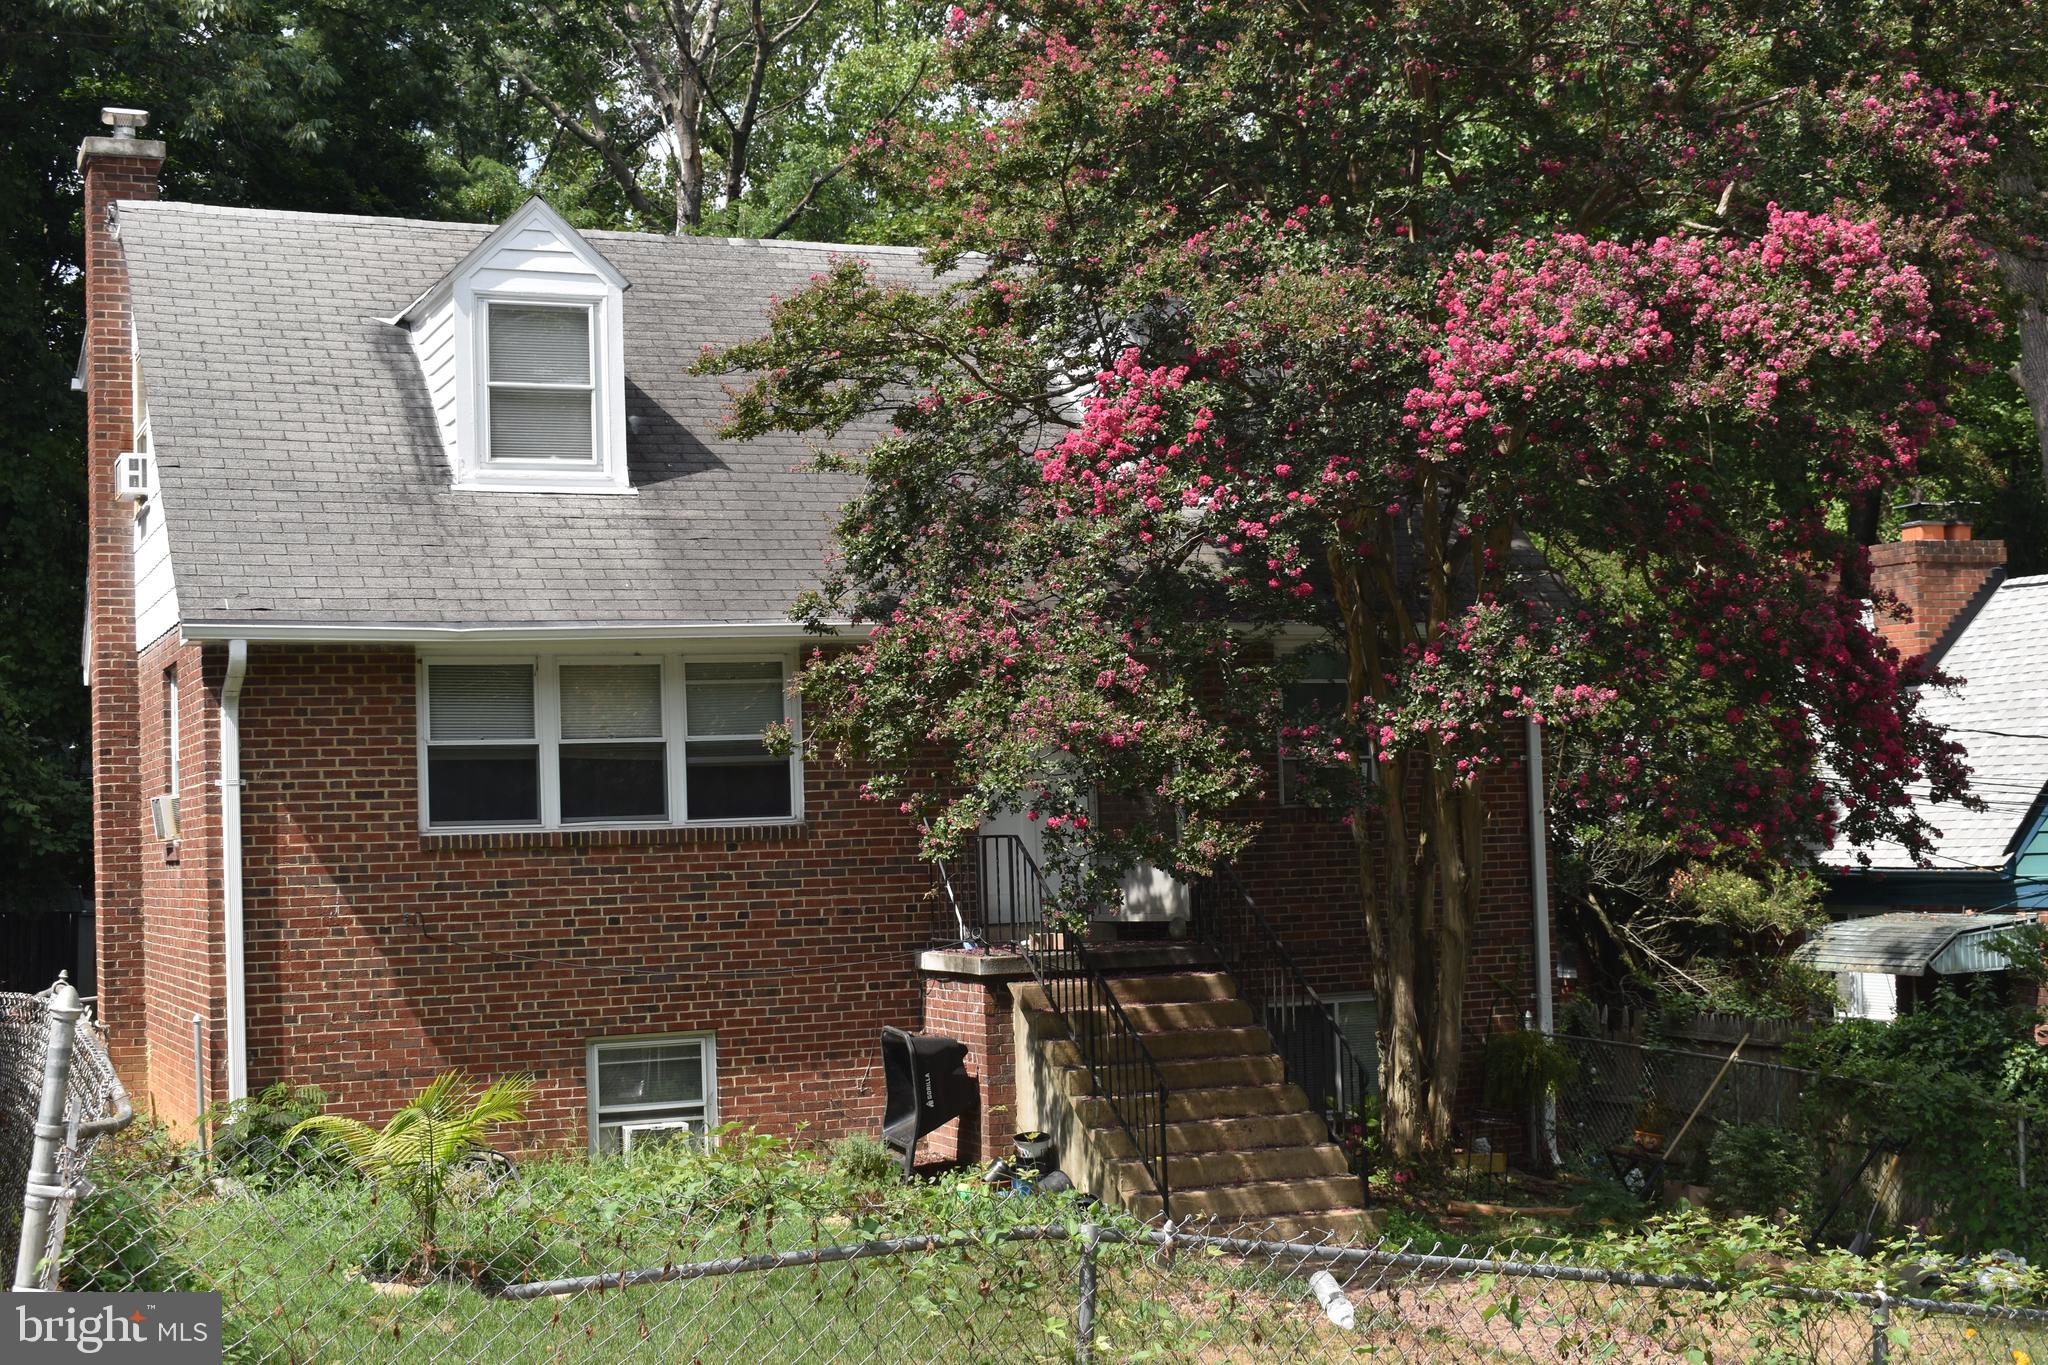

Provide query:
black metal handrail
left=931, top=833, right=1052, bottom=949
left=1020, top=930, right=1173, bottom=1221
left=933, top=835, right=1172, bottom=1218
left=1189, top=869, right=1376, bottom=1183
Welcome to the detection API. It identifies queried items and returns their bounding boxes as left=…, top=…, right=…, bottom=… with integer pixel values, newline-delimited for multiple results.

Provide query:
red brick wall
left=1242, top=759, right=1549, bottom=1100
left=232, top=645, right=931, bottom=1151
left=82, top=137, right=163, bottom=1088
left=133, top=635, right=225, bottom=1131
left=920, top=975, right=1018, bottom=1164
left=1868, top=536, right=2006, bottom=659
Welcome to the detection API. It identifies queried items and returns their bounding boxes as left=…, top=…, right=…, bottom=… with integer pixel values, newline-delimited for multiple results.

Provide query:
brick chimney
left=1867, top=516, right=2006, bottom=662
left=79, top=107, right=164, bottom=1085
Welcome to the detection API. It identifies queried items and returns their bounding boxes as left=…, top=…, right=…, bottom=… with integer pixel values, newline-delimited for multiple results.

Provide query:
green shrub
left=207, top=1082, right=335, bottom=1180
left=1707, top=1123, right=1817, bottom=1216
left=827, top=1132, right=899, bottom=1185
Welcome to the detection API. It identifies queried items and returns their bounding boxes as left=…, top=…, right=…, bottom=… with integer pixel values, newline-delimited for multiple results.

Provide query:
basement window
left=419, top=653, right=799, bottom=832
left=1265, top=992, right=1379, bottom=1110
left=589, top=1035, right=716, bottom=1155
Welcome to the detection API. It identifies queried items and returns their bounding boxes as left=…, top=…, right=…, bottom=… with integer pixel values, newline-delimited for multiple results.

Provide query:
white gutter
left=180, top=619, right=863, bottom=645
left=221, top=638, right=249, bottom=1100
left=1525, top=716, right=1559, bottom=1164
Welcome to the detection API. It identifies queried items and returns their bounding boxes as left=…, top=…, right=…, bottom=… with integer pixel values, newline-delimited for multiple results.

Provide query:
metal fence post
left=1075, top=1221, right=1099, bottom=1365
left=1869, top=1289, right=1889, bottom=1365
left=12, top=975, right=87, bottom=1292
left=192, top=1012, right=209, bottom=1161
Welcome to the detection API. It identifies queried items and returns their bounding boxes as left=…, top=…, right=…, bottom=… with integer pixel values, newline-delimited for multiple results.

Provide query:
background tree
left=481, top=0, right=962, bottom=236
left=703, top=0, right=2026, bottom=1156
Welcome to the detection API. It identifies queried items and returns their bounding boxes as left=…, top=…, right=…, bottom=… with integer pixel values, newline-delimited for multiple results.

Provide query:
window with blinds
left=685, top=662, right=792, bottom=821
left=485, top=303, right=596, bottom=464
left=420, top=655, right=795, bottom=830
left=560, top=663, right=665, bottom=822
left=425, top=663, right=541, bottom=824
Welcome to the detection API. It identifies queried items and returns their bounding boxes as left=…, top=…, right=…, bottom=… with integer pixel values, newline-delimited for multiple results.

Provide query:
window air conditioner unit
left=113, top=451, right=153, bottom=502
left=620, top=1120, right=697, bottom=1154
left=149, top=793, right=180, bottom=842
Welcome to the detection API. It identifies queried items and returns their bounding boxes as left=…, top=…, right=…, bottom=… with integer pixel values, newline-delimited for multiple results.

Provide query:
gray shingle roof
left=118, top=200, right=952, bottom=631
left=1852, top=574, right=2048, bottom=872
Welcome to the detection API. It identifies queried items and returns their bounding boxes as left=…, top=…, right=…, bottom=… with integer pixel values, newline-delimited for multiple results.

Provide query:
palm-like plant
left=287, top=1071, right=534, bottom=1276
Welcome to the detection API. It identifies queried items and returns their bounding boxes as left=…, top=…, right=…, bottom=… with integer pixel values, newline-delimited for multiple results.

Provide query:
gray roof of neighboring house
left=1850, top=574, right=2048, bottom=873
left=117, top=200, right=955, bottom=631
left=1795, top=911, right=2036, bottom=976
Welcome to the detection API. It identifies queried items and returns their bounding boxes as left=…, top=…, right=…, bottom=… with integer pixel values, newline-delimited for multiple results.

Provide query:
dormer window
left=393, top=198, right=633, bottom=495
left=486, top=303, right=597, bottom=466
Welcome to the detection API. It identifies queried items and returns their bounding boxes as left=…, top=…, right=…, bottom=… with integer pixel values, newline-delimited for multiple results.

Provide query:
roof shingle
left=118, top=201, right=950, bottom=631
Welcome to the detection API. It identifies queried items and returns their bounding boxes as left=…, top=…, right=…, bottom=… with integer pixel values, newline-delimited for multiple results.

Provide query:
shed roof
left=116, top=200, right=956, bottom=633
left=1795, top=911, right=2037, bottom=976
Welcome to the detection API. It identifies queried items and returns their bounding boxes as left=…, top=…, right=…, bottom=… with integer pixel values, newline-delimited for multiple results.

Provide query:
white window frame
left=1323, top=992, right=1379, bottom=1107
left=417, top=648, right=803, bottom=833
left=587, top=1033, right=717, bottom=1156
left=480, top=299, right=600, bottom=471
left=164, top=666, right=180, bottom=797
left=451, top=276, right=631, bottom=496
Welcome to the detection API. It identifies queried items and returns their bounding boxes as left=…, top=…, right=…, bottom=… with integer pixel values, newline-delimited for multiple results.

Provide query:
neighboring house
left=75, top=111, right=1555, bottom=1225
left=1824, top=519, right=2048, bottom=1019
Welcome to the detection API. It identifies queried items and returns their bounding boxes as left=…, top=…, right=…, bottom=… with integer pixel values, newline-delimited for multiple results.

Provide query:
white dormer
left=394, top=199, right=633, bottom=495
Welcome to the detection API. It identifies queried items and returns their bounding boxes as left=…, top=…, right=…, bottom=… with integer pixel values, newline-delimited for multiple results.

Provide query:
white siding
left=132, top=492, right=181, bottom=649
left=411, top=296, right=461, bottom=467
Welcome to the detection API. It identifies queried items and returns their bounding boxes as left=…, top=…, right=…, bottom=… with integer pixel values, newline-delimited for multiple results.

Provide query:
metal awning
left=1796, top=912, right=2038, bottom=977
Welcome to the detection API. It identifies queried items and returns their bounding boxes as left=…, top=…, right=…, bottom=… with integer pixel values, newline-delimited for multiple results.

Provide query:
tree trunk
left=1994, top=168, right=2048, bottom=498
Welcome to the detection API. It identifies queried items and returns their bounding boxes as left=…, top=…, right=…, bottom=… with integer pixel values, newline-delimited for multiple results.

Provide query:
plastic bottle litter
left=1309, top=1269, right=1356, bottom=1330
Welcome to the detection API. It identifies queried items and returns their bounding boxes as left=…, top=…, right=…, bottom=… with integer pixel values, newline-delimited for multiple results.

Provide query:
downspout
left=1524, top=716, right=1559, bottom=1165
left=221, top=639, right=249, bottom=1100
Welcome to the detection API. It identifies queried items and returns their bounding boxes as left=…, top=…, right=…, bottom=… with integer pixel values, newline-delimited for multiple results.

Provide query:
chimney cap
left=101, top=107, right=150, bottom=138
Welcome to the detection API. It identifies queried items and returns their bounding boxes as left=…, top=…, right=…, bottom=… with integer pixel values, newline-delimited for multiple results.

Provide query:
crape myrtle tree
left=702, top=0, right=2010, bottom=1157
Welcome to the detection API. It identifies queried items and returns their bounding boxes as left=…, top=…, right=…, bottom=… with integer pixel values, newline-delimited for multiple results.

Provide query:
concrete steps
left=1018, top=970, right=1372, bottom=1240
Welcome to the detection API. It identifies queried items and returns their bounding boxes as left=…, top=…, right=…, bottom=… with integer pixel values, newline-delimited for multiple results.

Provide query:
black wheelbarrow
left=879, top=1027, right=976, bottom=1177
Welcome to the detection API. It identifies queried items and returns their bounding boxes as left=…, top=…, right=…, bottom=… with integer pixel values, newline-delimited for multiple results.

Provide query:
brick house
left=1819, top=518, right=2048, bottom=1020
left=77, top=111, right=1555, bottom=1225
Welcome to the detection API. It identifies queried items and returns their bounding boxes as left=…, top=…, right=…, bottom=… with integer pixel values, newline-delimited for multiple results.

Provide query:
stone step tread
left=1058, top=1053, right=1283, bottom=1097
left=1105, top=1144, right=1353, bottom=1194
left=1038, top=1025, right=1275, bottom=1063
left=1091, top=1112, right=1332, bottom=1157
left=1070, top=1082, right=1313, bottom=1125
left=1016, top=972, right=1238, bottom=1013
left=1126, top=1174, right=1368, bottom=1222
left=1030, top=999, right=1257, bottom=1034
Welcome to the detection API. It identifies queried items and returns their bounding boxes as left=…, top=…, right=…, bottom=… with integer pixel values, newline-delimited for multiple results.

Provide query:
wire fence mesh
left=46, top=1124, right=2048, bottom=1363
left=3, top=979, right=129, bottom=1285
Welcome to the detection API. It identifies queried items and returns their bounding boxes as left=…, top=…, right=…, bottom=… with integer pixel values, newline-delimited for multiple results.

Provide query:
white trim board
left=179, top=619, right=865, bottom=644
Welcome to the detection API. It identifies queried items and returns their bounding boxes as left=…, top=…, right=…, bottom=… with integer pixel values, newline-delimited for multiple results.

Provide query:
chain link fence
left=45, top=1123, right=2048, bottom=1363
left=4, top=976, right=130, bottom=1286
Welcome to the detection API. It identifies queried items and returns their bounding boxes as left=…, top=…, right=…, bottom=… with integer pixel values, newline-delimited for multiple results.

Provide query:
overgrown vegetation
left=286, top=1071, right=535, bottom=1279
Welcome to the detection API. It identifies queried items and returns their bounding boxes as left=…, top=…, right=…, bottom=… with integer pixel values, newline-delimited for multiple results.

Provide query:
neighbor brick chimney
left=1867, top=515, right=2006, bottom=662
left=80, top=107, right=163, bottom=1085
